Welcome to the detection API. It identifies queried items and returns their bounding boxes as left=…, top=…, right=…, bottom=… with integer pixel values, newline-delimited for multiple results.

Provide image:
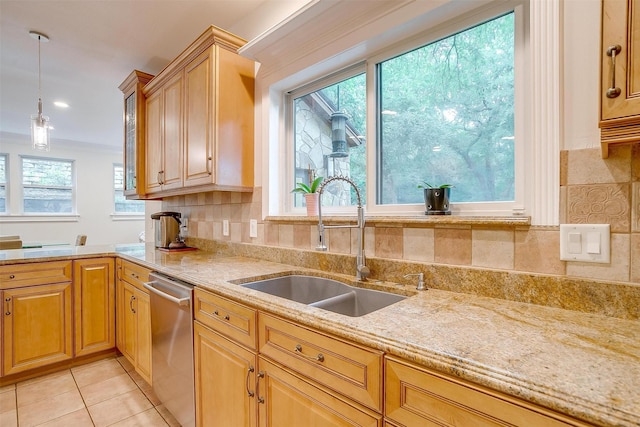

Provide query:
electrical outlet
left=249, top=219, right=258, bottom=238
left=560, top=224, right=610, bottom=263
left=223, top=220, right=229, bottom=236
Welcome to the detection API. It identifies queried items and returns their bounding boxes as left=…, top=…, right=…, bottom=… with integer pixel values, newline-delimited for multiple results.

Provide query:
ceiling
left=0, top=0, right=308, bottom=149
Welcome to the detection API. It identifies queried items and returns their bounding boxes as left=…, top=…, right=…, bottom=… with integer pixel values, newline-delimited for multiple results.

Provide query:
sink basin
left=240, top=275, right=406, bottom=317
left=309, top=287, right=406, bottom=317
left=241, top=275, right=351, bottom=304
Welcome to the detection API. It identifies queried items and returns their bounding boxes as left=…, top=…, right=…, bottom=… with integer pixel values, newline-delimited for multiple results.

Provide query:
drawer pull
left=9, top=274, right=15, bottom=279
left=130, top=295, right=136, bottom=313
left=256, top=371, right=265, bottom=404
left=5, top=297, right=10, bottom=315
left=224, top=314, right=230, bottom=321
left=246, top=366, right=255, bottom=397
left=295, top=344, right=325, bottom=362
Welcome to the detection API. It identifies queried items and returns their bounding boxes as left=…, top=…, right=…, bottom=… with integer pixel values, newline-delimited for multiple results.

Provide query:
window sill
left=111, top=213, right=145, bottom=221
left=266, top=215, right=531, bottom=227
left=0, top=214, right=80, bottom=223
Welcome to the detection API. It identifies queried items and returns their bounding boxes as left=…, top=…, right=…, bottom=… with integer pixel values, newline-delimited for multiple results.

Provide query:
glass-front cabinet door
left=119, top=70, right=154, bottom=198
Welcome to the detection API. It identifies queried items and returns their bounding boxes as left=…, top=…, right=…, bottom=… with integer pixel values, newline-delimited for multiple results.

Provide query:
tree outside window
left=114, top=164, right=144, bottom=213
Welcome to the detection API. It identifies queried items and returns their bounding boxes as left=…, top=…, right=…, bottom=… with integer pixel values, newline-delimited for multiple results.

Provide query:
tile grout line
left=69, top=366, right=97, bottom=427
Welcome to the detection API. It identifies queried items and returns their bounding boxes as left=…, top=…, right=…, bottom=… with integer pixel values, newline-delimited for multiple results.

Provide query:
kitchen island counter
left=1, top=243, right=638, bottom=427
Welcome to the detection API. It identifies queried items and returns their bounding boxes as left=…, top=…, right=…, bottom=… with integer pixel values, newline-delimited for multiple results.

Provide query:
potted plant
left=291, top=176, right=324, bottom=216
left=418, top=182, right=453, bottom=215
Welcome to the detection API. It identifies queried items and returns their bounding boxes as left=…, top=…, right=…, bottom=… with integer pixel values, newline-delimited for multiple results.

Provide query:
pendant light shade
left=30, top=31, right=51, bottom=151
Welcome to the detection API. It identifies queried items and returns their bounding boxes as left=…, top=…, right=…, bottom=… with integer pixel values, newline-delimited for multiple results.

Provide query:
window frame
left=283, top=1, right=528, bottom=217
left=112, top=163, right=145, bottom=216
left=0, top=153, right=7, bottom=214
left=20, top=155, right=76, bottom=215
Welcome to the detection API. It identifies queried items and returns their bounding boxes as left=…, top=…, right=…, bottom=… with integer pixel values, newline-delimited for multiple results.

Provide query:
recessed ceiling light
left=54, top=101, right=69, bottom=108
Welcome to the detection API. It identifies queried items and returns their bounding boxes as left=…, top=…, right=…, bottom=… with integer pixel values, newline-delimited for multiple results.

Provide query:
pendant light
left=29, top=30, right=51, bottom=151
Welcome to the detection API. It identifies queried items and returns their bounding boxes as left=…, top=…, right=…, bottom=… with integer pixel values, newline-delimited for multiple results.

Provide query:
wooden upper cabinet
left=600, top=0, right=640, bottom=157
left=143, top=26, right=255, bottom=196
left=118, top=70, right=154, bottom=199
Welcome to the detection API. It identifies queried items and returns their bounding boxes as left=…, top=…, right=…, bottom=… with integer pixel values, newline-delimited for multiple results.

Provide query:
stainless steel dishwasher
left=144, top=272, right=195, bottom=427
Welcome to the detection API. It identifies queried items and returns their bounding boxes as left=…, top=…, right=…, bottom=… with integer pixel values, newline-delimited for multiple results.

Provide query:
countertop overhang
left=1, top=243, right=638, bottom=427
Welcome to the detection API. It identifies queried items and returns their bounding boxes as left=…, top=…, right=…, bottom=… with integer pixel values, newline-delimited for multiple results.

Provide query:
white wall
left=0, top=133, right=160, bottom=245
left=563, top=0, right=601, bottom=151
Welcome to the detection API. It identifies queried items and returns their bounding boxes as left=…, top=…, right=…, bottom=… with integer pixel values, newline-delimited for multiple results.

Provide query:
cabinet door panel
left=74, top=258, right=115, bottom=357
left=162, top=73, right=184, bottom=190
left=3, top=283, right=73, bottom=375
left=258, top=357, right=381, bottom=427
left=146, top=90, right=163, bottom=193
left=184, top=47, right=215, bottom=187
left=194, top=321, right=257, bottom=427
left=122, top=283, right=137, bottom=364
left=135, top=288, right=152, bottom=384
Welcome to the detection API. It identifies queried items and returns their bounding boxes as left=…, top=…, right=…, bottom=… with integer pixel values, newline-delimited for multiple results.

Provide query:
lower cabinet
left=384, top=356, right=592, bottom=427
left=73, top=258, right=115, bottom=357
left=257, top=357, right=381, bottom=427
left=116, top=259, right=152, bottom=383
left=2, top=282, right=73, bottom=375
left=194, top=321, right=257, bottom=427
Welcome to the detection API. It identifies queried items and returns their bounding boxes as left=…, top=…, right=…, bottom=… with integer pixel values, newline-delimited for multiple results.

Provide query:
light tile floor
left=0, top=356, right=180, bottom=427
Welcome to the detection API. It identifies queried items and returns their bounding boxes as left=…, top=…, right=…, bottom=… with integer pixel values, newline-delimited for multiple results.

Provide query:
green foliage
left=418, top=183, right=453, bottom=189
left=291, top=176, right=324, bottom=193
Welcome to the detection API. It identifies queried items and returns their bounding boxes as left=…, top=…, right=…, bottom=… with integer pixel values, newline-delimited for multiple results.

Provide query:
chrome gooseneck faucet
left=316, top=175, right=370, bottom=281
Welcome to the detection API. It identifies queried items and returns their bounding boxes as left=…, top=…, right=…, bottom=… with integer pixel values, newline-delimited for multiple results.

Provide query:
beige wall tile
left=294, top=224, right=312, bottom=249
left=230, top=192, right=242, bottom=203
left=264, top=223, right=279, bottom=246
left=403, top=228, right=435, bottom=262
left=230, top=222, right=242, bottom=243
left=328, top=228, right=351, bottom=254
left=631, top=233, right=640, bottom=283
left=567, top=146, right=631, bottom=185
left=566, top=233, right=630, bottom=282
left=212, top=221, right=222, bottom=240
left=632, top=143, right=640, bottom=181
left=364, top=227, right=375, bottom=256
left=567, top=184, right=631, bottom=232
left=375, top=227, right=403, bottom=259
left=279, top=224, right=294, bottom=248
left=435, top=228, right=471, bottom=265
left=472, top=229, right=514, bottom=270
left=515, top=228, right=565, bottom=275
left=560, top=150, right=568, bottom=186
left=559, top=185, right=567, bottom=224
left=633, top=182, right=640, bottom=232
left=199, top=221, right=213, bottom=241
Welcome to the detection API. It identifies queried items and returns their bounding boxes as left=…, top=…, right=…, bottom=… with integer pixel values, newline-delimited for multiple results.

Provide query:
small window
left=22, top=156, right=74, bottom=213
left=0, top=154, right=7, bottom=213
left=114, top=164, right=144, bottom=213
left=291, top=72, right=366, bottom=209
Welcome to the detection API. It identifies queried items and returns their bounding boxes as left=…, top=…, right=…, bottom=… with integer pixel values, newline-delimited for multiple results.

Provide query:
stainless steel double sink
left=240, top=275, right=406, bottom=317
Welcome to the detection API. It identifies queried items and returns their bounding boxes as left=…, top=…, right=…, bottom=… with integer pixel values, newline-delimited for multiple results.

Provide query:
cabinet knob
left=9, top=275, right=15, bottom=279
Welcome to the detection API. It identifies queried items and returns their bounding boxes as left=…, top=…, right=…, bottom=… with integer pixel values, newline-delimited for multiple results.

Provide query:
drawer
left=0, top=261, right=72, bottom=289
left=194, top=288, right=257, bottom=350
left=385, top=356, right=586, bottom=427
left=119, top=260, right=151, bottom=292
left=258, top=313, right=382, bottom=411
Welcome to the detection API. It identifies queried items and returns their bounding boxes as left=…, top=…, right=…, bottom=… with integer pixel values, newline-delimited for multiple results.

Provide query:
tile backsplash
left=163, top=143, right=639, bottom=318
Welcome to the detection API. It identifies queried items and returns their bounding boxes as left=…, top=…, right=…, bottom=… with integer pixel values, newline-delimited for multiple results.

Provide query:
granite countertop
left=1, top=244, right=638, bottom=427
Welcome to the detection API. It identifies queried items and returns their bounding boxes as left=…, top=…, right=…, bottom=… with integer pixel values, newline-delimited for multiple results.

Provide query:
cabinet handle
left=130, top=295, right=136, bottom=313
left=294, top=344, right=325, bottom=362
left=245, top=366, right=255, bottom=397
left=5, top=297, right=10, bottom=315
left=9, top=275, right=15, bottom=279
left=606, top=44, right=622, bottom=98
left=224, top=314, right=230, bottom=321
left=256, top=371, right=265, bottom=404
left=206, top=156, right=212, bottom=176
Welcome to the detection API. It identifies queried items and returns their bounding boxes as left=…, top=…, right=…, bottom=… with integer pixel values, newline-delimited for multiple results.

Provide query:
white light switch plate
left=223, top=220, right=229, bottom=236
left=249, top=219, right=258, bottom=238
left=560, top=224, right=610, bottom=263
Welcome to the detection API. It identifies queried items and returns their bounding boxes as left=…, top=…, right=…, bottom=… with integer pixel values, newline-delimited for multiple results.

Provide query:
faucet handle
left=403, top=273, right=426, bottom=290
left=357, top=265, right=370, bottom=281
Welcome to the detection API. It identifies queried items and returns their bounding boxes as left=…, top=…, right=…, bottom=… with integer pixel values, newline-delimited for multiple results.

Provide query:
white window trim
left=112, top=163, right=145, bottom=216
left=257, top=0, right=561, bottom=226
left=0, top=153, right=8, bottom=214
left=19, top=154, right=77, bottom=215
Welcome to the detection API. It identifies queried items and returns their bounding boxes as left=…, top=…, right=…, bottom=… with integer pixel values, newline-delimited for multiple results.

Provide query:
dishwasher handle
left=143, top=280, right=191, bottom=307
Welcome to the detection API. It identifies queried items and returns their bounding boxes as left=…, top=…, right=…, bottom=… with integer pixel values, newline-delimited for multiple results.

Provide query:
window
left=114, top=164, right=144, bottom=213
left=21, top=156, right=74, bottom=213
left=290, top=71, right=366, bottom=209
left=286, top=5, right=524, bottom=216
left=377, top=13, right=515, bottom=205
left=0, top=154, right=6, bottom=213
